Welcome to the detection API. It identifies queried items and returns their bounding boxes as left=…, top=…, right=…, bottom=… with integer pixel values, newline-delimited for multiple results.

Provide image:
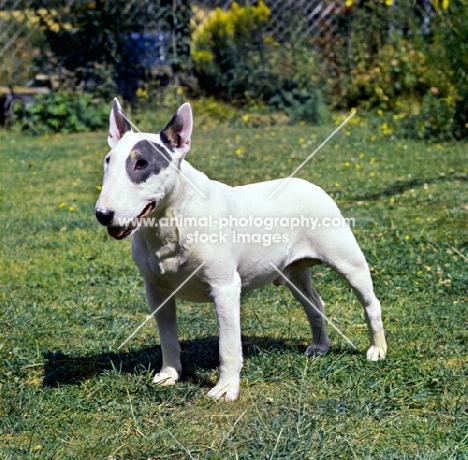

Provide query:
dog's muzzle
left=95, top=202, right=156, bottom=240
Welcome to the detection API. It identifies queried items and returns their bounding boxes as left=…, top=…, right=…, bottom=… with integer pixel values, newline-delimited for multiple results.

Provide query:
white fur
left=95, top=101, right=387, bottom=402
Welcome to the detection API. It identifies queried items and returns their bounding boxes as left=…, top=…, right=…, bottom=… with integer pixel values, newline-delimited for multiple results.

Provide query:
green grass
left=0, top=117, right=467, bottom=459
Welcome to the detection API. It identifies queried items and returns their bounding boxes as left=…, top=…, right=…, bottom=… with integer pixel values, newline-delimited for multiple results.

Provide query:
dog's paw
left=366, top=345, right=387, bottom=361
left=305, top=343, right=329, bottom=357
left=153, top=371, right=178, bottom=386
left=206, top=382, right=240, bottom=402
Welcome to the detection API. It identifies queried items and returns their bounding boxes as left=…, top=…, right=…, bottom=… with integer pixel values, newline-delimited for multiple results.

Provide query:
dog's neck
left=136, top=160, right=211, bottom=243
left=152, top=160, right=210, bottom=217
left=133, top=160, right=214, bottom=272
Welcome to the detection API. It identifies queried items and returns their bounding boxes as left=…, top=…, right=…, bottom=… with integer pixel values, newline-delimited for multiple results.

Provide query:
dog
left=95, top=99, right=387, bottom=402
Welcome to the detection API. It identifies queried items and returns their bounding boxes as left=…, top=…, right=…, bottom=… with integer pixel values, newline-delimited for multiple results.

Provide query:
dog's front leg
left=207, top=272, right=243, bottom=402
left=145, top=281, right=182, bottom=386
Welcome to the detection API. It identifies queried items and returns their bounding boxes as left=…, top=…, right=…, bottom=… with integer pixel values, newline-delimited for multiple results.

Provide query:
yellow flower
left=355, top=164, right=361, bottom=169
left=345, top=0, right=353, bottom=6
left=136, top=87, right=148, bottom=99
left=377, top=109, right=383, bottom=116
left=442, top=0, right=449, bottom=9
left=344, top=162, right=351, bottom=167
left=96, top=185, right=102, bottom=191
left=359, top=152, right=365, bottom=159
left=58, top=202, right=66, bottom=208
left=242, top=114, right=249, bottom=122
left=385, top=0, right=393, bottom=5
left=69, top=206, right=75, bottom=212
left=235, top=147, right=244, bottom=155
left=369, top=172, right=375, bottom=177
left=298, top=138, right=305, bottom=144
left=299, top=121, right=305, bottom=126
left=382, top=122, right=392, bottom=135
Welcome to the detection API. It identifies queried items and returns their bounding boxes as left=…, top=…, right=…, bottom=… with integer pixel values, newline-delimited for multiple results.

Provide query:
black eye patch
left=126, top=140, right=172, bottom=184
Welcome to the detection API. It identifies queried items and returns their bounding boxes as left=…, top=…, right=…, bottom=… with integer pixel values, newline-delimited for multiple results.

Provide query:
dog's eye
left=135, top=158, right=148, bottom=170
left=105, top=156, right=110, bottom=165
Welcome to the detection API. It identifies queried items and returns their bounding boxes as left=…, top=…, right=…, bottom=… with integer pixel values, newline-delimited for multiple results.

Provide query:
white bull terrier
left=95, top=99, right=387, bottom=402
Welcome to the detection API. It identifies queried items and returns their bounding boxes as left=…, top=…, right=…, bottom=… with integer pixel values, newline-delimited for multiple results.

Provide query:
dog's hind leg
left=145, top=281, right=182, bottom=386
left=323, top=231, right=387, bottom=361
left=286, top=265, right=330, bottom=356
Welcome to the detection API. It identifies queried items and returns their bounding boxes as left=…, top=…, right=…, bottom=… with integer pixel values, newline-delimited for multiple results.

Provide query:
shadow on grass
left=42, top=336, right=357, bottom=388
left=356, top=173, right=467, bottom=201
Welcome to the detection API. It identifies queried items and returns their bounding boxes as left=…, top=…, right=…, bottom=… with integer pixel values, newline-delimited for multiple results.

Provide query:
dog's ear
left=160, top=103, right=192, bottom=157
left=108, top=98, right=131, bottom=148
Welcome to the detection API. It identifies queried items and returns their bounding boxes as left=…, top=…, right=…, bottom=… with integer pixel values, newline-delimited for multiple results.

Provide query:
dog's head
left=95, top=98, right=192, bottom=239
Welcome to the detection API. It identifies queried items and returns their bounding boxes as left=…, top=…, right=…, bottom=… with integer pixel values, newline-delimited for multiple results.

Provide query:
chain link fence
left=2, top=0, right=459, bottom=131
left=0, top=0, right=355, bottom=88
left=191, top=0, right=347, bottom=44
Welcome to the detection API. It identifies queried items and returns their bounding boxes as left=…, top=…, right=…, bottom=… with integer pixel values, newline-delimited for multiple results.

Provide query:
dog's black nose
left=95, top=208, right=115, bottom=226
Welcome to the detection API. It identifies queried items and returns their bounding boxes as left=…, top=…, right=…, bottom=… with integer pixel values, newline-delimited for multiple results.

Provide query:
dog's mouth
left=107, top=201, right=156, bottom=240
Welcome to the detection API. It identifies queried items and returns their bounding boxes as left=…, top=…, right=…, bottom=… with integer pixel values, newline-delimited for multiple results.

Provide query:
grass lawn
left=0, top=115, right=467, bottom=459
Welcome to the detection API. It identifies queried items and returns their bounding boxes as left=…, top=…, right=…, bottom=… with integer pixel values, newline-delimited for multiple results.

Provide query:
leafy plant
left=192, top=0, right=271, bottom=101
left=27, top=0, right=191, bottom=101
left=432, top=0, right=468, bottom=138
left=390, top=92, right=456, bottom=140
left=192, top=3, right=325, bottom=124
left=13, top=92, right=108, bottom=134
left=335, top=0, right=468, bottom=140
left=268, top=86, right=325, bottom=124
left=346, top=37, right=451, bottom=113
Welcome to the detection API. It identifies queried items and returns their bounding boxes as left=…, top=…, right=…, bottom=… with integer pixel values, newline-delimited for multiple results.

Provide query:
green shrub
left=265, top=45, right=327, bottom=124
left=432, top=0, right=468, bottom=138
left=13, top=92, right=108, bottom=134
left=341, top=0, right=468, bottom=140
left=268, top=86, right=325, bottom=125
left=192, top=0, right=271, bottom=101
left=192, top=2, right=325, bottom=124
left=392, top=93, right=457, bottom=141
left=346, top=38, right=451, bottom=112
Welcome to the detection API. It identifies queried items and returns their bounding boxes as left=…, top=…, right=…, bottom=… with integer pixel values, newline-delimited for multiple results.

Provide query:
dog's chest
left=155, top=227, right=179, bottom=269
left=132, top=226, right=211, bottom=301
left=133, top=224, right=185, bottom=275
